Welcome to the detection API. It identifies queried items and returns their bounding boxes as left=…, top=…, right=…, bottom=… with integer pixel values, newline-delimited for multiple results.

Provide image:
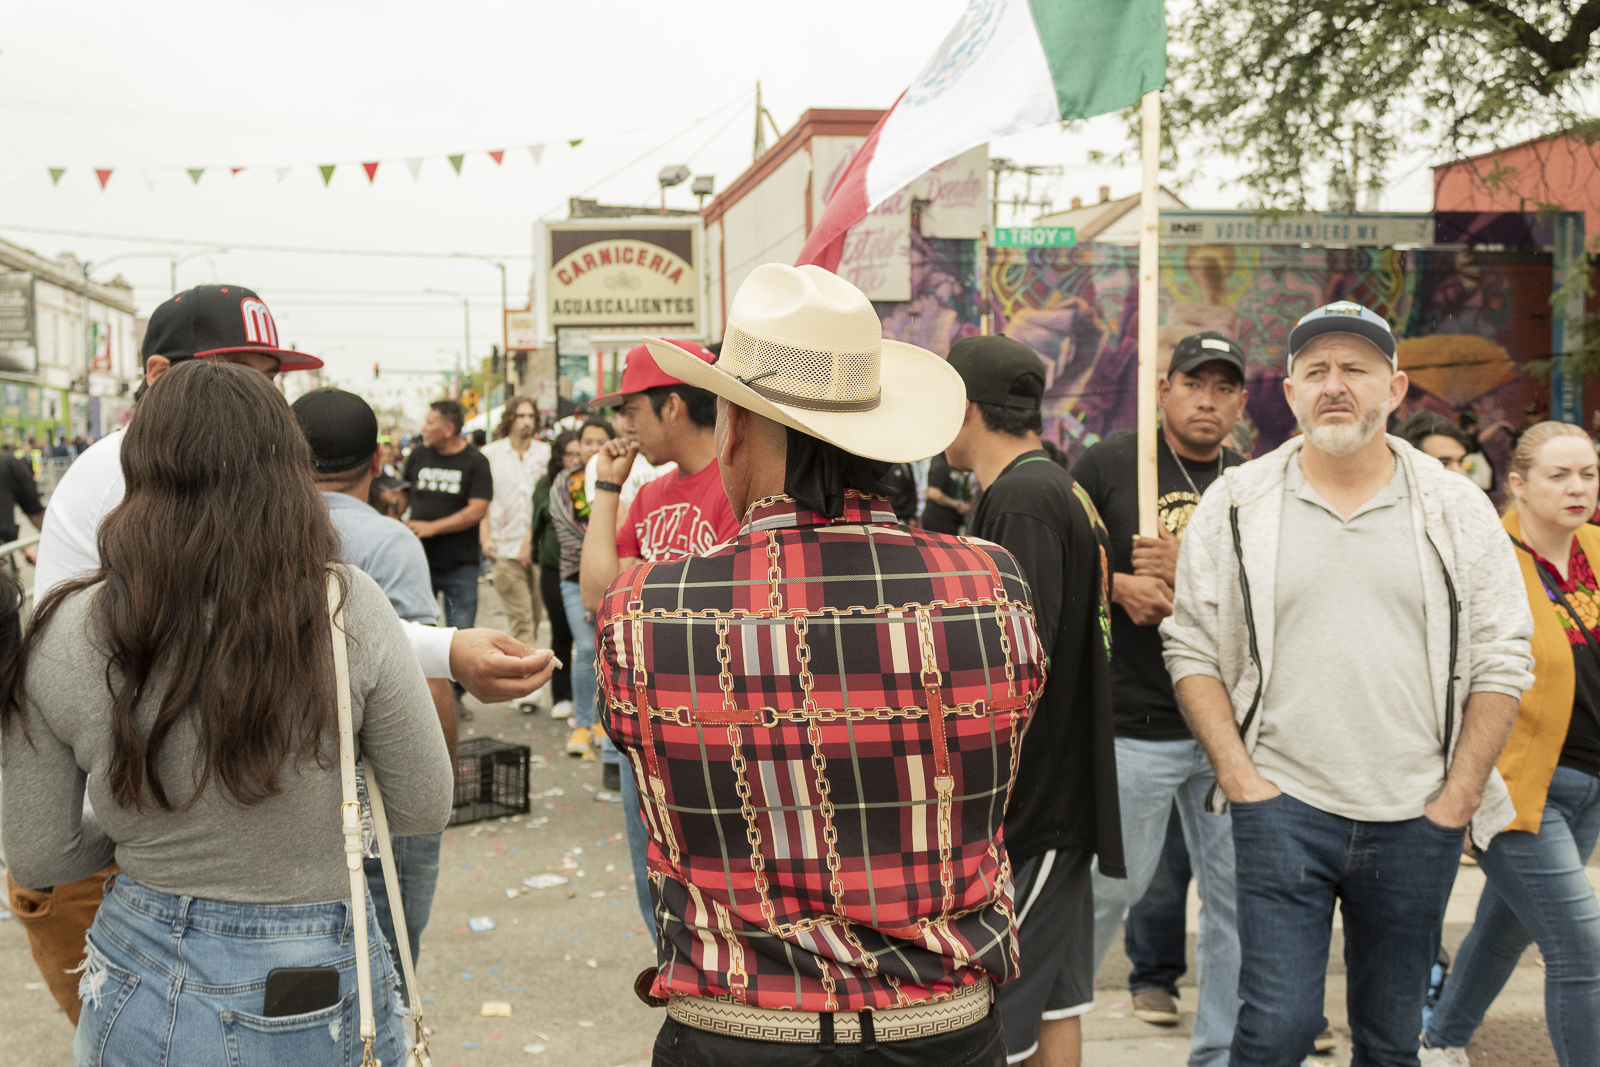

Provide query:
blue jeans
left=1127, top=802, right=1192, bottom=997
left=1231, top=792, right=1463, bottom=1067
left=560, top=578, right=597, bottom=731
left=432, top=562, right=480, bottom=630
left=1091, top=738, right=1239, bottom=1067
left=618, top=754, right=658, bottom=940
left=363, top=832, right=442, bottom=1005
left=1424, top=765, right=1600, bottom=1064
left=75, top=873, right=405, bottom=1067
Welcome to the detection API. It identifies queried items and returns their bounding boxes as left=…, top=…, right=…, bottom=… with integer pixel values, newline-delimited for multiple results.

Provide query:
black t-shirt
left=1072, top=430, right=1244, bottom=741
left=969, top=450, right=1124, bottom=875
left=922, top=455, right=974, bottom=536
left=402, top=443, right=493, bottom=573
left=0, top=454, right=42, bottom=543
left=1561, top=639, right=1600, bottom=777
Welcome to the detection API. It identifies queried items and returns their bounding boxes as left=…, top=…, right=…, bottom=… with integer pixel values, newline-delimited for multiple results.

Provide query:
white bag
left=331, top=573, right=431, bottom=1067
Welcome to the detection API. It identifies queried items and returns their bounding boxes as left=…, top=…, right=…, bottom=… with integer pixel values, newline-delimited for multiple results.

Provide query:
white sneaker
left=1418, top=1045, right=1469, bottom=1067
left=550, top=700, right=574, bottom=720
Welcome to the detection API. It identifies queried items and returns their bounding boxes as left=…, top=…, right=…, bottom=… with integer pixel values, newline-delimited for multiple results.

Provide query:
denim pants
left=431, top=561, right=481, bottom=631
left=617, top=753, right=658, bottom=940
left=1126, top=802, right=1193, bottom=997
left=560, top=578, right=597, bottom=731
left=1090, top=738, right=1239, bottom=1067
left=1424, top=765, right=1600, bottom=1064
left=1230, top=792, right=1463, bottom=1067
left=74, top=874, right=405, bottom=1067
left=363, top=831, right=442, bottom=1005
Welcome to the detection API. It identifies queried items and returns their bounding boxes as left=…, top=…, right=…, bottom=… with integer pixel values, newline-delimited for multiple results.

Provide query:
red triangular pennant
left=231, top=167, right=245, bottom=175
left=488, top=150, right=505, bottom=165
left=95, top=169, right=113, bottom=190
left=363, top=161, right=380, bottom=183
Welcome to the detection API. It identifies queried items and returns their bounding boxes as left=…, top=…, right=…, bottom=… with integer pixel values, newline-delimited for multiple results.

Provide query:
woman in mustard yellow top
left=1422, top=422, right=1600, bottom=1065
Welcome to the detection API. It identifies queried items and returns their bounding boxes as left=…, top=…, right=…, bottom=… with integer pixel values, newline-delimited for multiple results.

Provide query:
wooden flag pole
left=1136, top=89, right=1162, bottom=539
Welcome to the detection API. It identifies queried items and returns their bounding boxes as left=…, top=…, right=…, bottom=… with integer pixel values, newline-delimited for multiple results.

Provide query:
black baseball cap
left=946, top=335, right=1046, bottom=410
left=292, top=388, right=378, bottom=473
left=141, top=284, right=323, bottom=371
left=1169, top=332, right=1247, bottom=382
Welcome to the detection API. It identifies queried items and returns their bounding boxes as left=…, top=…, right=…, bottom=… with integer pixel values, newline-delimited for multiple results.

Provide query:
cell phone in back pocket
left=263, top=966, right=340, bottom=1017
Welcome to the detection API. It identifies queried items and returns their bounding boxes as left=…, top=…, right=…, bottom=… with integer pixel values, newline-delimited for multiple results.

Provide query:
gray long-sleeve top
left=0, top=565, right=453, bottom=904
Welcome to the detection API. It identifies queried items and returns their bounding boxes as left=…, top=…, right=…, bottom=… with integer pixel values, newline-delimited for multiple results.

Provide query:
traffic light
left=490, top=344, right=501, bottom=375
left=373, top=362, right=380, bottom=379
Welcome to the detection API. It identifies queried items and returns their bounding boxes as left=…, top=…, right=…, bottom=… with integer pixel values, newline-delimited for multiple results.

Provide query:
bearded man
left=1158, top=301, right=1534, bottom=1066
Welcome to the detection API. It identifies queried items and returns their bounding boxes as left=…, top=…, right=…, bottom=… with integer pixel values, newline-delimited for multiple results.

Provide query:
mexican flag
left=796, top=0, right=1166, bottom=271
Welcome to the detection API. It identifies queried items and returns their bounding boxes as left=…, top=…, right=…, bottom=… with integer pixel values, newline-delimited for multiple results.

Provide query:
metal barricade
left=34, top=456, right=75, bottom=502
left=0, top=533, right=42, bottom=619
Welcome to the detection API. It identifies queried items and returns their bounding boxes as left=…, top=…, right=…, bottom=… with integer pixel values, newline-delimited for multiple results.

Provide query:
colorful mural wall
left=876, top=239, right=1558, bottom=484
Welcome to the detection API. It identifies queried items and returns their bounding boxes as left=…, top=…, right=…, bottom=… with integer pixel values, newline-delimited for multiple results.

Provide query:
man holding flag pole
left=798, top=3, right=1168, bottom=1064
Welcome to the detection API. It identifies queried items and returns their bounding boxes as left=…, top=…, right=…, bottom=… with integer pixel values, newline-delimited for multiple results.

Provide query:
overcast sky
left=1, top=1, right=1437, bottom=395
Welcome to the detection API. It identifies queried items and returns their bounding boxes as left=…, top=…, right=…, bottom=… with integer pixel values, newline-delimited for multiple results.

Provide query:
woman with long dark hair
left=521, top=429, right=581, bottom=717
left=547, top=418, right=615, bottom=755
left=0, top=360, right=451, bottom=1065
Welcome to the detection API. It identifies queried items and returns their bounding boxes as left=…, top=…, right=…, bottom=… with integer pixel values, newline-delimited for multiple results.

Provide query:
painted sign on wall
left=545, top=223, right=700, bottom=333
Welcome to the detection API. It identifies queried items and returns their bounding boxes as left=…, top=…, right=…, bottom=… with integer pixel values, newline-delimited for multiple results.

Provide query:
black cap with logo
left=141, top=284, right=323, bottom=371
left=292, top=388, right=379, bottom=474
left=945, top=335, right=1048, bottom=410
left=1168, top=332, right=1247, bottom=382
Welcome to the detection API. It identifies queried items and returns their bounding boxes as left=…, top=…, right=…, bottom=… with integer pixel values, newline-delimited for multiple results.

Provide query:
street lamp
left=169, top=248, right=229, bottom=295
left=657, top=164, right=690, bottom=216
left=424, top=289, right=471, bottom=388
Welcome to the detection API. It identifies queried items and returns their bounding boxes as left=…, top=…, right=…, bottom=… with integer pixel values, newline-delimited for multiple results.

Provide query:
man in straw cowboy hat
left=596, top=263, right=1049, bottom=1066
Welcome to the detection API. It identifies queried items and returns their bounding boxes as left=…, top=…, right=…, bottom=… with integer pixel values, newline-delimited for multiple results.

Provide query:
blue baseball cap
left=1287, top=301, right=1396, bottom=368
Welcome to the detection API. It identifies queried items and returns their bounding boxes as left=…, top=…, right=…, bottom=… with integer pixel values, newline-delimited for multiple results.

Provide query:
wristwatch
left=594, top=480, right=623, bottom=494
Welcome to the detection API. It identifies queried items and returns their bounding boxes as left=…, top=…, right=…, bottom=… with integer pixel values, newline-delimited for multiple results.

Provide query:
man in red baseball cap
left=578, top=340, right=741, bottom=614
left=576, top=340, right=742, bottom=934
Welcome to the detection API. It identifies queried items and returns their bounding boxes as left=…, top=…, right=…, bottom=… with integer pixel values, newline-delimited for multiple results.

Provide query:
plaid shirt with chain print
left=597, top=491, right=1047, bottom=1013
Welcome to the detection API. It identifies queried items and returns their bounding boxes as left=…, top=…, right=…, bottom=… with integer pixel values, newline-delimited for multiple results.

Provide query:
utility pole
left=752, top=82, right=780, bottom=161
left=989, top=158, right=1064, bottom=227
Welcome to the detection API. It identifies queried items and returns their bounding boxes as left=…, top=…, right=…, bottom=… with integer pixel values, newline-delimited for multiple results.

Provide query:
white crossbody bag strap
left=330, top=572, right=378, bottom=1066
left=330, top=571, right=432, bottom=1067
left=366, top=773, right=431, bottom=1065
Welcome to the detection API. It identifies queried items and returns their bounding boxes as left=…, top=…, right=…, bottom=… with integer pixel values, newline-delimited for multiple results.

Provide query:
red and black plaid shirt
left=597, top=492, right=1046, bottom=1012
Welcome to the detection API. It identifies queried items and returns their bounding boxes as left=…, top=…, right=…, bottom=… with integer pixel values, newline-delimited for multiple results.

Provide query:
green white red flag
left=797, top=0, right=1166, bottom=270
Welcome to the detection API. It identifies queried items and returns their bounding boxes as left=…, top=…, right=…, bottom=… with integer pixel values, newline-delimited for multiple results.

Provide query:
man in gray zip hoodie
left=1160, top=301, right=1534, bottom=1067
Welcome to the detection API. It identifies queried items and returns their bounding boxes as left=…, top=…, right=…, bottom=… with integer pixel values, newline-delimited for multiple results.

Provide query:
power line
left=0, top=223, right=530, bottom=260
left=535, top=87, right=754, bottom=220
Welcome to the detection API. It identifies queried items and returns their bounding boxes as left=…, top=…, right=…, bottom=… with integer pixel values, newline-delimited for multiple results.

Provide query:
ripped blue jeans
left=73, top=873, right=407, bottom=1067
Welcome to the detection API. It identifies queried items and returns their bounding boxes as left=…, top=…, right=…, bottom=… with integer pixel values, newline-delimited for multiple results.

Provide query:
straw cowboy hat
left=644, top=264, right=965, bottom=463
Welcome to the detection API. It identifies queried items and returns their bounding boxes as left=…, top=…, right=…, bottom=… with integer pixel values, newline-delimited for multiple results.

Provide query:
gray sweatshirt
left=1160, top=435, right=1534, bottom=850
left=0, top=565, right=452, bottom=904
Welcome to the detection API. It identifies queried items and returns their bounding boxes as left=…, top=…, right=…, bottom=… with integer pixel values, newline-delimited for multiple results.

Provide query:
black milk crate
left=450, top=738, right=531, bottom=826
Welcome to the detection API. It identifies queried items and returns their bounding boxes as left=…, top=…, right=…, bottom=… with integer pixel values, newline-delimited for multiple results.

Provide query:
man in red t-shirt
left=578, top=340, right=741, bottom=934
left=579, top=341, right=740, bottom=613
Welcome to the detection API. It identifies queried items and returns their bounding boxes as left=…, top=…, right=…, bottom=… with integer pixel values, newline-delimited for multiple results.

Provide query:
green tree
left=1161, top=0, right=1600, bottom=211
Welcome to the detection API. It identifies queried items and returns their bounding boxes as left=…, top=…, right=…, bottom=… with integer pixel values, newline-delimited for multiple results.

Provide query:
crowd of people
left=0, top=271, right=1595, bottom=1067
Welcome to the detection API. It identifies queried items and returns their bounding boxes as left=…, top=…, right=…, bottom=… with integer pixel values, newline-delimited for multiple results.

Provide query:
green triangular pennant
left=187, top=168, right=205, bottom=185
left=567, top=138, right=583, bottom=148
left=448, top=154, right=464, bottom=174
left=319, top=164, right=336, bottom=186
left=48, top=167, right=66, bottom=185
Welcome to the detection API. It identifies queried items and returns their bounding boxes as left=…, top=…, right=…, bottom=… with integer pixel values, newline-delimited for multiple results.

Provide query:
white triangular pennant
left=275, top=167, right=291, bottom=184
left=143, top=169, right=158, bottom=192
left=407, top=158, right=424, bottom=181
left=528, top=144, right=544, bottom=166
